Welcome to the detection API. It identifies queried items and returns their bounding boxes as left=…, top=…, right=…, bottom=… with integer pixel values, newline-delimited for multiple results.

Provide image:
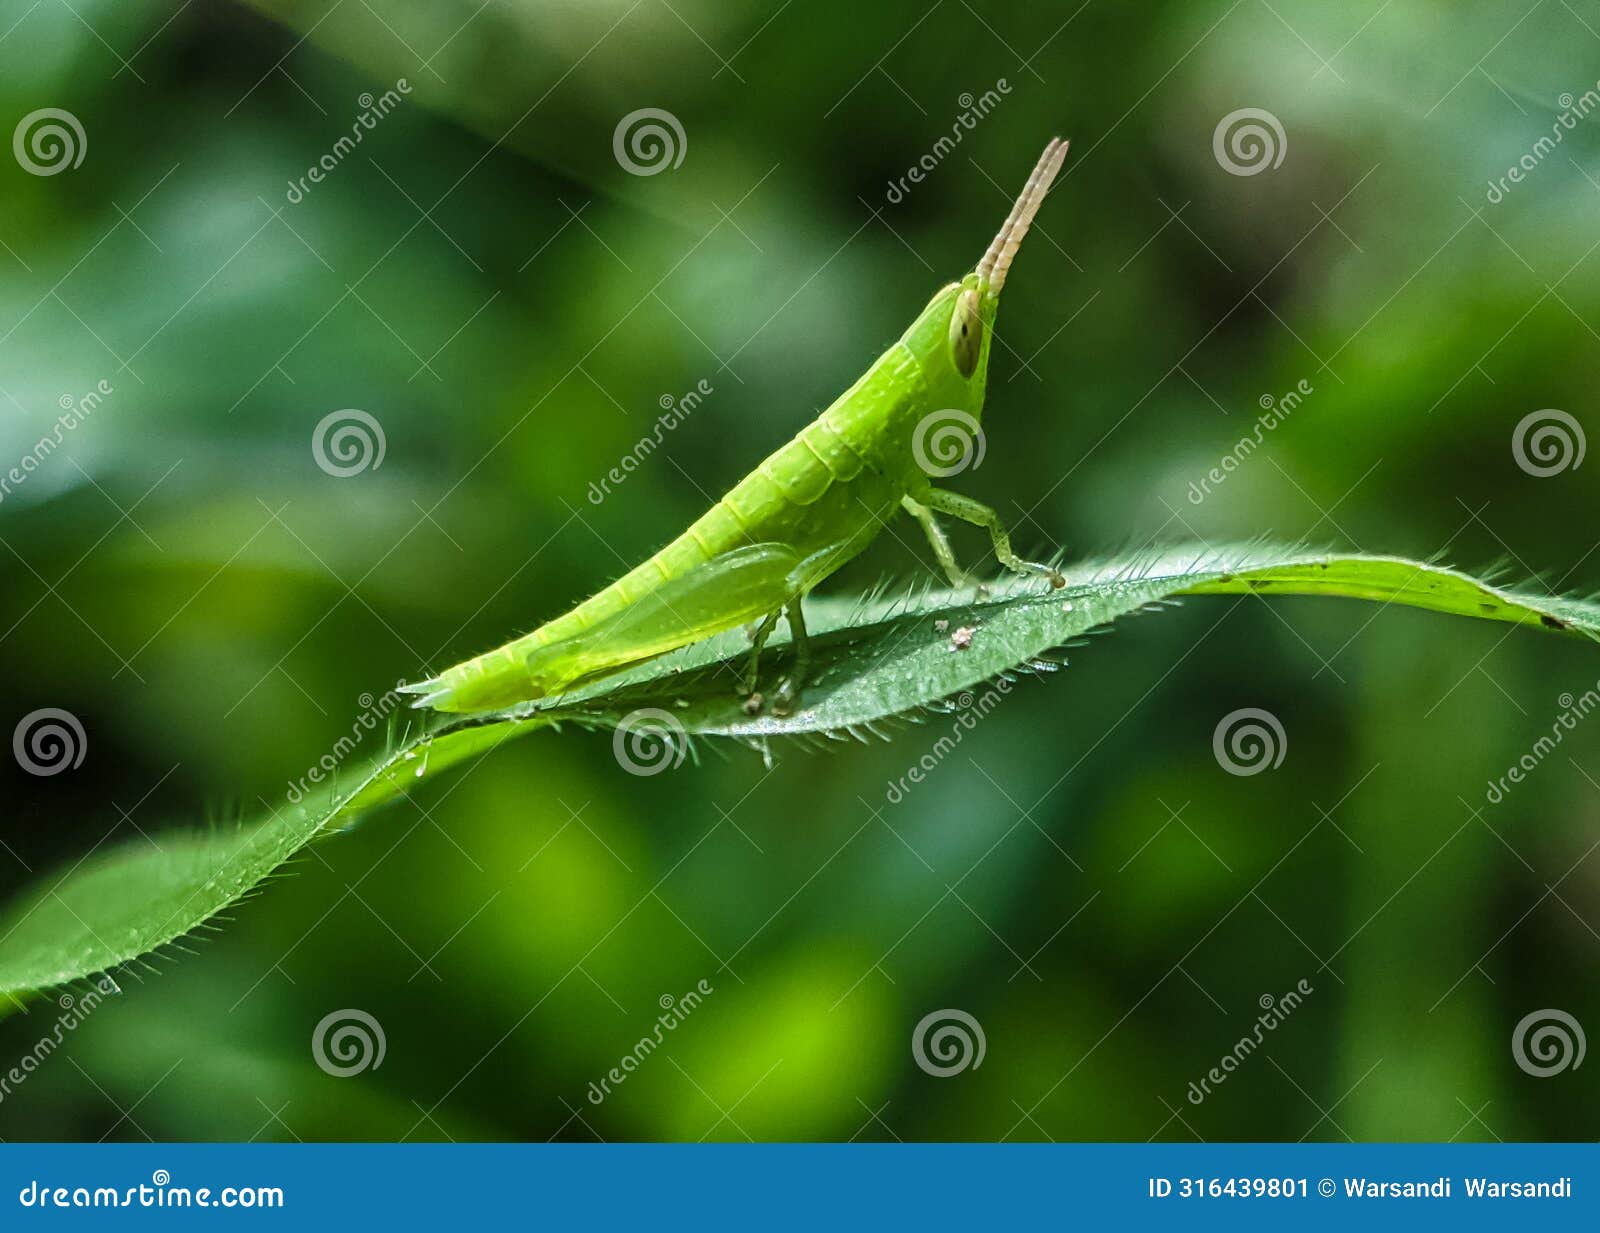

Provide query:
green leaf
left=2, top=543, right=1596, bottom=1003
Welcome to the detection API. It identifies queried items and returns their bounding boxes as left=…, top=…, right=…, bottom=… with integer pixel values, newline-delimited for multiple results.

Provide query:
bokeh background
left=2, top=0, right=1598, bottom=1141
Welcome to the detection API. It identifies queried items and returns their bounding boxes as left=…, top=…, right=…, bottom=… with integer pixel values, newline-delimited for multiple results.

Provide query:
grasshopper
left=404, top=137, right=1070, bottom=716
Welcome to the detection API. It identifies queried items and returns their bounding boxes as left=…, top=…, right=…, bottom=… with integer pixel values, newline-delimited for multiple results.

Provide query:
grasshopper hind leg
left=740, top=537, right=861, bottom=713
left=769, top=594, right=812, bottom=715
left=741, top=593, right=812, bottom=714
left=739, top=609, right=782, bottom=696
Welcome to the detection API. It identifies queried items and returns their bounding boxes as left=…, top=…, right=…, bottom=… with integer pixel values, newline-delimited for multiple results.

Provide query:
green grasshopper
left=404, top=137, right=1070, bottom=716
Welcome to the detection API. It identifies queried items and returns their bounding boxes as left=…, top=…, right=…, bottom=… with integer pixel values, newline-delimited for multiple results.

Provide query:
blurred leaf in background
left=1, top=0, right=1598, bottom=1141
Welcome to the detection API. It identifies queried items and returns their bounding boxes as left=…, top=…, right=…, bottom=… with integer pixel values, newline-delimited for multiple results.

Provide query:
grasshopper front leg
left=901, top=495, right=976, bottom=591
left=922, top=488, right=1065, bottom=589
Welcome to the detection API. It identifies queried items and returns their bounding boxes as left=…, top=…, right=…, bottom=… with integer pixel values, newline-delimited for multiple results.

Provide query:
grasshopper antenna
left=977, top=136, right=1069, bottom=297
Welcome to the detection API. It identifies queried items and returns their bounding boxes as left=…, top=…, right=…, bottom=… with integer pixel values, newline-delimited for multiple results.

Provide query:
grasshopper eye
left=949, top=288, right=983, bottom=378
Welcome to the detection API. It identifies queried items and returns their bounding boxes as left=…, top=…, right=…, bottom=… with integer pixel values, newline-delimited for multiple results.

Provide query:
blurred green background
left=2, top=0, right=1598, bottom=1141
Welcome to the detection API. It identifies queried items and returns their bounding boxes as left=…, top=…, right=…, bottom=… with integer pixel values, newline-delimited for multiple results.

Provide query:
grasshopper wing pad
left=524, top=541, right=805, bottom=690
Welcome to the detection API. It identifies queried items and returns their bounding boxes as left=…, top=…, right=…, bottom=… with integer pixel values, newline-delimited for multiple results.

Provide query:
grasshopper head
left=944, top=137, right=1068, bottom=387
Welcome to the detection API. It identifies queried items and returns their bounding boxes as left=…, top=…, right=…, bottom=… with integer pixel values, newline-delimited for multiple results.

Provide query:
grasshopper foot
left=771, top=676, right=800, bottom=716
